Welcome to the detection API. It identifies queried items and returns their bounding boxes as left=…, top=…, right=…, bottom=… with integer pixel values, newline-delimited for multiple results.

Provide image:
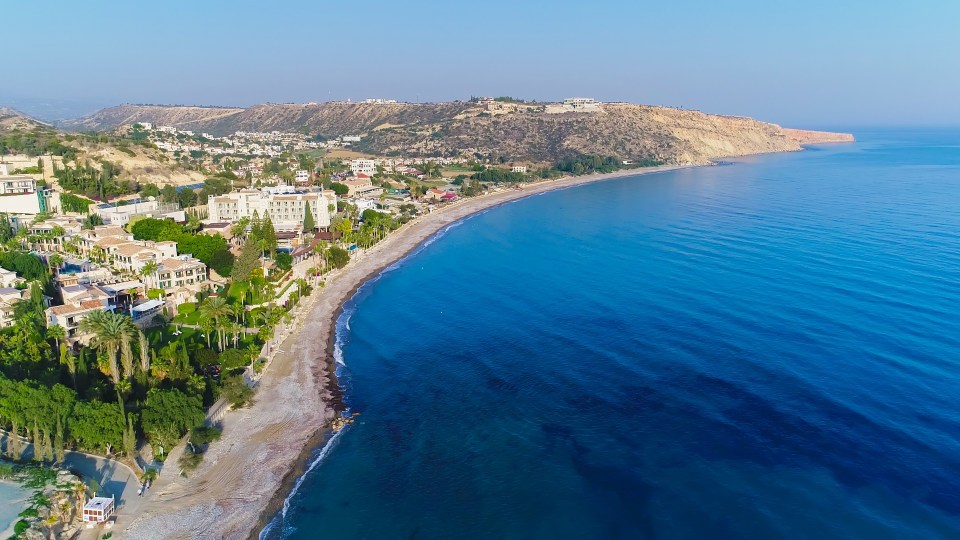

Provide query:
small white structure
left=0, top=268, right=19, bottom=289
left=511, top=165, right=527, bottom=174
left=82, top=495, right=115, bottom=523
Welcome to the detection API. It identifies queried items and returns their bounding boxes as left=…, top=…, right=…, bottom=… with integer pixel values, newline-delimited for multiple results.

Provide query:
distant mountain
left=62, top=101, right=853, bottom=166
left=0, top=107, right=50, bottom=132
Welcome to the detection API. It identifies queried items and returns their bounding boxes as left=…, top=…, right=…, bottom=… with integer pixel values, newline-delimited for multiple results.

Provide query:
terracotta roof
left=158, top=257, right=204, bottom=271
left=115, top=244, right=152, bottom=257
left=47, top=303, right=99, bottom=316
left=94, top=237, right=130, bottom=248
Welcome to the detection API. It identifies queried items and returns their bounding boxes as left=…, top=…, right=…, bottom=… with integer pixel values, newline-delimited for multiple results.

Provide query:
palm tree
left=230, top=216, right=250, bottom=245
left=140, top=261, right=159, bottom=280
left=199, top=296, right=232, bottom=350
left=48, top=253, right=64, bottom=276
left=138, top=330, right=150, bottom=374
left=46, top=324, right=66, bottom=351
left=199, top=316, right=215, bottom=350
left=79, top=310, right=138, bottom=384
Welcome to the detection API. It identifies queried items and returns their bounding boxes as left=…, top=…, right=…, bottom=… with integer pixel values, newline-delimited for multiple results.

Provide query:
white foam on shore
left=259, top=425, right=349, bottom=540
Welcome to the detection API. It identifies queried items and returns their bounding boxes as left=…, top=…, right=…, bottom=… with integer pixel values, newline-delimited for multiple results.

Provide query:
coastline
left=121, top=163, right=694, bottom=540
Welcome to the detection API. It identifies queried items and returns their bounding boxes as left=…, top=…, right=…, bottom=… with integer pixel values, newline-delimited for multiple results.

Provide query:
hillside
left=0, top=107, right=49, bottom=131
left=62, top=101, right=853, bottom=166
left=1, top=107, right=204, bottom=187
left=61, top=104, right=246, bottom=133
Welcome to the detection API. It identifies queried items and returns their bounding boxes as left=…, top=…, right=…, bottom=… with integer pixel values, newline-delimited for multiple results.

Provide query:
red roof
left=356, top=173, right=371, bottom=179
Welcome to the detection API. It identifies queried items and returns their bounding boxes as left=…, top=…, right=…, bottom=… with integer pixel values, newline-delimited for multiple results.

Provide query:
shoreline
left=121, top=163, right=695, bottom=539
left=251, top=163, right=696, bottom=537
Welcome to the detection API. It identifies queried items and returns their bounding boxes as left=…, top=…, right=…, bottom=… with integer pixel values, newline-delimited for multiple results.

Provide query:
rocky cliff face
left=58, top=101, right=854, bottom=165
left=781, top=128, right=855, bottom=144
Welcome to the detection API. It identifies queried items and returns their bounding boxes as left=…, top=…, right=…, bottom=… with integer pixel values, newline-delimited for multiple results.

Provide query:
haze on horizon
left=3, top=0, right=958, bottom=128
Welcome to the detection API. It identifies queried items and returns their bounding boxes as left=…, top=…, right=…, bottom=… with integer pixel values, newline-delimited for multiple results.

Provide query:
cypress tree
left=231, top=238, right=260, bottom=281
left=303, top=201, right=315, bottom=231
left=262, top=215, right=278, bottom=257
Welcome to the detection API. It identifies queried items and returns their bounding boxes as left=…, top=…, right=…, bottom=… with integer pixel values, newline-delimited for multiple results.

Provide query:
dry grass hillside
left=62, top=104, right=245, bottom=132
left=62, top=101, right=853, bottom=165
left=1, top=107, right=203, bottom=187
left=0, top=107, right=49, bottom=131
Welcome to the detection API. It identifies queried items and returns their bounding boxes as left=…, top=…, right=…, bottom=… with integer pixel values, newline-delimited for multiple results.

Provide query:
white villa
left=207, top=188, right=337, bottom=228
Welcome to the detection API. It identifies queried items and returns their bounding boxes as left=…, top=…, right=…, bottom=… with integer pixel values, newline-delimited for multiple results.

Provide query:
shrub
left=190, top=426, right=223, bottom=446
left=217, top=348, right=250, bottom=370
left=178, top=449, right=203, bottom=474
left=221, top=374, right=254, bottom=408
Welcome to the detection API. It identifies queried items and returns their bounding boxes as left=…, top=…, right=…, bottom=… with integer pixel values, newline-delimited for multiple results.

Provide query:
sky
left=2, top=0, right=959, bottom=127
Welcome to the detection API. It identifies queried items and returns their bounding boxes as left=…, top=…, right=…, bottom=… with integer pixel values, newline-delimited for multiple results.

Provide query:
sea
left=264, top=129, right=960, bottom=539
left=0, top=480, right=29, bottom=537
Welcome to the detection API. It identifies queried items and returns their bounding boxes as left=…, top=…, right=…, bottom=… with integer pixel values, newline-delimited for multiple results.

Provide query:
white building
left=93, top=199, right=185, bottom=226
left=342, top=135, right=362, bottom=143
left=82, top=496, right=115, bottom=524
left=208, top=189, right=337, bottom=228
left=0, top=268, right=19, bottom=289
left=350, top=159, right=376, bottom=176
left=342, top=176, right=383, bottom=198
left=511, top=165, right=527, bottom=174
left=0, top=175, right=36, bottom=194
left=295, top=170, right=311, bottom=184
left=563, top=97, right=598, bottom=107
left=143, top=255, right=207, bottom=293
left=0, top=175, right=55, bottom=215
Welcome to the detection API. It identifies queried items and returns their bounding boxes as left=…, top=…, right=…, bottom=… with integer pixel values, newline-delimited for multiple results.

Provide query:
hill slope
left=1, top=107, right=204, bottom=187
left=62, top=101, right=853, bottom=165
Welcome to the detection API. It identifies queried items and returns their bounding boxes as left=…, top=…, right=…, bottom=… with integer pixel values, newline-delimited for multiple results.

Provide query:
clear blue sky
left=3, top=0, right=958, bottom=127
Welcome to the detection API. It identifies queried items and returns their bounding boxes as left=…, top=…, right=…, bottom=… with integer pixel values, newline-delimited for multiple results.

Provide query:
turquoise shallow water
left=0, top=481, right=29, bottom=535
left=267, top=129, right=960, bottom=539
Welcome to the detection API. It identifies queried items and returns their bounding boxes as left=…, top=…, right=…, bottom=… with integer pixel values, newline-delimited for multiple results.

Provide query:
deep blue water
left=268, top=130, right=960, bottom=539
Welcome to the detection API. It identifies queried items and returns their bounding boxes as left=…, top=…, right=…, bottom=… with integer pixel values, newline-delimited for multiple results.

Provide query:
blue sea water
left=269, top=129, right=960, bottom=539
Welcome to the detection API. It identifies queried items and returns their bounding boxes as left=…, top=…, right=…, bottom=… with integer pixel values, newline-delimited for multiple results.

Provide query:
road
left=0, top=431, right=144, bottom=521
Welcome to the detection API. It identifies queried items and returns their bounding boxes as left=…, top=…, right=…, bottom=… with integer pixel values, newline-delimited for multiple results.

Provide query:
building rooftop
left=132, top=299, right=164, bottom=313
left=84, top=496, right=114, bottom=511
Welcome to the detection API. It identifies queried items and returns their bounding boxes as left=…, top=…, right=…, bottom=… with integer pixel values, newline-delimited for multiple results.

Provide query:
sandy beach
left=119, top=164, right=689, bottom=540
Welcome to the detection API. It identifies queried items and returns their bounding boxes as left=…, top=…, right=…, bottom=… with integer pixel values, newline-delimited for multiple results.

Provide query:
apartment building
left=350, top=159, right=376, bottom=176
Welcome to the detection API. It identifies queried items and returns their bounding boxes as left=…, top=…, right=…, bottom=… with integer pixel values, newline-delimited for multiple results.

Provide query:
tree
left=221, top=375, right=254, bottom=408
left=141, top=388, right=205, bottom=454
left=199, top=296, right=232, bottom=350
left=229, top=216, right=250, bottom=241
left=326, top=246, right=350, bottom=270
left=48, top=253, right=63, bottom=275
left=260, top=215, right=277, bottom=258
left=274, top=252, right=293, bottom=272
left=79, top=310, right=138, bottom=384
left=45, top=324, right=66, bottom=350
left=140, top=260, right=159, bottom=279
left=303, top=201, right=315, bottom=231
left=330, top=182, right=349, bottom=196
left=231, top=238, right=260, bottom=281
left=312, top=240, right=329, bottom=273
left=82, top=214, right=104, bottom=230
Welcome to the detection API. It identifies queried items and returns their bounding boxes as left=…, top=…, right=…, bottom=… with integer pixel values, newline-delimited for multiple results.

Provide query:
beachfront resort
left=0, top=114, right=644, bottom=537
